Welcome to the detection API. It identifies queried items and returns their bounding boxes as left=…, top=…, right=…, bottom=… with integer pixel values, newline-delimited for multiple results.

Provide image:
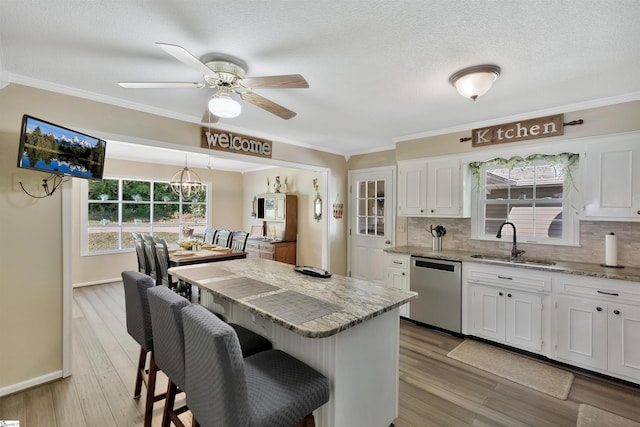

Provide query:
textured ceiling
left=1, top=0, right=639, bottom=168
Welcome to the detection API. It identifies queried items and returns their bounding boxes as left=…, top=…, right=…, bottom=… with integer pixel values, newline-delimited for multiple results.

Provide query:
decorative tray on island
left=294, top=265, right=332, bottom=278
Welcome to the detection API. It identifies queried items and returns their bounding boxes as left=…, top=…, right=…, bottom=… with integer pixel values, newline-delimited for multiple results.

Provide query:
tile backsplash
left=406, top=218, right=640, bottom=269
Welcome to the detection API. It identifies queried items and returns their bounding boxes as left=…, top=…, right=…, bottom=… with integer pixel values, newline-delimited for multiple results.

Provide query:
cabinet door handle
left=499, top=292, right=504, bottom=296
left=614, top=309, right=621, bottom=315
left=393, top=260, right=402, bottom=264
left=597, top=290, right=619, bottom=296
left=507, top=293, right=512, bottom=298
left=596, top=307, right=603, bottom=312
left=497, top=276, right=513, bottom=280
left=402, top=272, right=406, bottom=276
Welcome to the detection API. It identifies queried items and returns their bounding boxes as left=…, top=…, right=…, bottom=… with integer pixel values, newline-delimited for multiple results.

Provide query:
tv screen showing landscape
left=17, top=115, right=106, bottom=180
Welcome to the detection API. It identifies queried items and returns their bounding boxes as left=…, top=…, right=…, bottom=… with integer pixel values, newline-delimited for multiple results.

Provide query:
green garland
left=468, top=152, right=579, bottom=192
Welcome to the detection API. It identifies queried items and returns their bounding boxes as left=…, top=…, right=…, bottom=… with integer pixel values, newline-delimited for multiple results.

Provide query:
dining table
left=168, top=245, right=247, bottom=267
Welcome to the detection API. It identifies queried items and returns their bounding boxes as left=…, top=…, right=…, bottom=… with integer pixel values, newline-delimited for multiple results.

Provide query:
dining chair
left=121, top=271, right=164, bottom=427
left=153, top=236, right=179, bottom=291
left=148, top=287, right=274, bottom=427
left=132, top=232, right=148, bottom=274
left=230, top=231, right=249, bottom=252
left=142, top=234, right=158, bottom=282
left=202, top=228, right=218, bottom=245
left=182, top=304, right=330, bottom=427
left=214, top=229, right=232, bottom=247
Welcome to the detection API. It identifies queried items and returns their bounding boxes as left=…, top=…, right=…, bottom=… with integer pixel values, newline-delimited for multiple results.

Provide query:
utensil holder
left=432, top=236, right=442, bottom=252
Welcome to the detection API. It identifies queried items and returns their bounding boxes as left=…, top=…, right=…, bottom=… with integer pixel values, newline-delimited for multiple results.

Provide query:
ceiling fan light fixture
left=449, top=65, right=501, bottom=101
left=208, top=91, right=242, bottom=118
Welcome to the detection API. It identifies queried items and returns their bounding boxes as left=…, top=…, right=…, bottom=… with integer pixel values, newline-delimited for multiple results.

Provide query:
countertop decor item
left=602, top=232, right=624, bottom=268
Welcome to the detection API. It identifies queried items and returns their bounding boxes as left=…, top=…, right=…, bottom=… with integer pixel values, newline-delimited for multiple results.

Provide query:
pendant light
left=449, top=65, right=501, bottom=101
left=170, top=154, right=202, bottom=200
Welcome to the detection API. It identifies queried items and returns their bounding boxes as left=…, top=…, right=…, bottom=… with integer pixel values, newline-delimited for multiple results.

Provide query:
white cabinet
left=464, top=263, right=549, bottom=354
left=397, top=158, right=465, bottom=217
left=384, top=253, right=410, bottom=317
left=583, top=133, right=640, bottom=220
left=470, top=283, right=543, bottom=353
left=427, top=158, right=461, bottom=217
left=397, top=161, right=427, bottom=216
left=554, top=274, right=640, bottom=382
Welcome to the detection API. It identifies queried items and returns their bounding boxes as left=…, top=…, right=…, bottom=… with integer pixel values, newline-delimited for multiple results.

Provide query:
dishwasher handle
left=413, top=259, right=457, bottom=272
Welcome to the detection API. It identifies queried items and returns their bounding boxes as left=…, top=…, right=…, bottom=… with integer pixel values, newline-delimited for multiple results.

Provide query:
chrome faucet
left=496, top=221, right=526, bottom=257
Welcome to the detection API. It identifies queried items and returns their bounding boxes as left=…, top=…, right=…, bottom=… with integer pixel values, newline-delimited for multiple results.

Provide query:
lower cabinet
left=246, top=240, right=297, bottom=265
left=470, top=284, right=543, bottom=353
left=556, top=294, right=640, bottom=381
left=384, top=253, right=410, bottom=317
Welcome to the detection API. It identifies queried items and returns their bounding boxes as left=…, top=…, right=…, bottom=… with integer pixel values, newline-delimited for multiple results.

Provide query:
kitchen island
left=169, top=258, right=417, bottom=427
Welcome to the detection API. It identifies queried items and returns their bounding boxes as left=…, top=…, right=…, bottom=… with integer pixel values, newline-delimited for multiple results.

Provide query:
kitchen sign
left=472, top=114, right=564, bottom=147
left=201, top=127, right=272, bottom=159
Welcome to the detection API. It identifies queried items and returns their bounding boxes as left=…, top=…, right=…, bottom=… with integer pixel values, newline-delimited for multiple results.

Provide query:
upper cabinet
left=256, top=194, right=298, bottom=241
left=582, top=133, right=640, bottom=221
left=398, top=158, right=467, bottom=217
left=397, top=161, right=427, bottom=216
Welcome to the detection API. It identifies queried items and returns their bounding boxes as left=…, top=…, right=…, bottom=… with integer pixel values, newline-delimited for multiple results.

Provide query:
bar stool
left=121, top=271, right=164, bottom=427
left=182, top=304, right=330, bottom=427
left=148, top=287, right=274, bottom=427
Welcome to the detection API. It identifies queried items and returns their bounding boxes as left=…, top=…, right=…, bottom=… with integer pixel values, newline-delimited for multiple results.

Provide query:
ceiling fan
left=118, top=43, right=309, bottom=121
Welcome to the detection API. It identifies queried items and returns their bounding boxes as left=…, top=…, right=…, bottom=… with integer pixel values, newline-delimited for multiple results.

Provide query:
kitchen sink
left=470, top=254, right=557, bottom=266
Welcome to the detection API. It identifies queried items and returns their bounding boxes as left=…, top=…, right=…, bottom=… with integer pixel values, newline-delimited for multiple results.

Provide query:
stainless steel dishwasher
left=409, top=256, right=462, bottom=333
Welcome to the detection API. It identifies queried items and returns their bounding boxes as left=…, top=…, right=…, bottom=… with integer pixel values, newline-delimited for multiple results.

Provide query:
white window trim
left=80, top=177, right=212, bottom=256
left=470, top=156, right=580, bottom=247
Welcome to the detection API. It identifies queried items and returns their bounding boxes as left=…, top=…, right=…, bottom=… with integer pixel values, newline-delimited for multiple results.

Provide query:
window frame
left=470, top=154, right=580, bottom=247
left=80, top=177, right=211, bottom=255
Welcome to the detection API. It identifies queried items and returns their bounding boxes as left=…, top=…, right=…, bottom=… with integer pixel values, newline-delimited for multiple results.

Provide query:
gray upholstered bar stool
left=121, top=271, right=164, bottom=427
left=148, top=286, right=274, bottom=427
left=147, top=285, right=191, bottom=427
left=182, top=304, right=330, bottom=427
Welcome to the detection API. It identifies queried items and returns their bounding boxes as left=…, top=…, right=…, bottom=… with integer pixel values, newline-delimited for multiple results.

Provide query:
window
left=470, top=153, right=579, bottom=246
left=356, top=179, right=385, bottom=236
left=84, top=178, right=209, bottom=253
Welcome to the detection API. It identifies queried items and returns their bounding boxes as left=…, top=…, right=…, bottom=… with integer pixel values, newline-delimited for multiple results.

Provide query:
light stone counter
left=385, top=245, right=640, bottom=283
left=169, top=258, right=417, bottom=427
left=169, top=258, right=417, bottom=338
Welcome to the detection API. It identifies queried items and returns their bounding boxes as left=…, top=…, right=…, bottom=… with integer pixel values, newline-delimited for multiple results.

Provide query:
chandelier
left=170, top=154, right=202, bottom=200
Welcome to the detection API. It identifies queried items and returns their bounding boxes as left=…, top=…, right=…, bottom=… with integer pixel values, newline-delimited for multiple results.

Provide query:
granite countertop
left=385, top=245, right=640, bottom=283
left=169, top=258, right=417, bottom=338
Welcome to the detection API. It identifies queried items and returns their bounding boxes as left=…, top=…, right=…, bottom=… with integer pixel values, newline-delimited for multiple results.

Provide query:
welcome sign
left=472, top=114, right=564, bottom=147
left=201, top=127, right=272, bottom=159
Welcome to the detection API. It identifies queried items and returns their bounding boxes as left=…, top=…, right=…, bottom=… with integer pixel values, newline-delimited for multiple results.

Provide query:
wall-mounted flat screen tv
left=17, top=114, right=107, bottom=180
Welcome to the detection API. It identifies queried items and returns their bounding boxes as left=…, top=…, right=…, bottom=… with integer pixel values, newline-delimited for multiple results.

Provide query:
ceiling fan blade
left=156, top=42, right=216, bottom=77
left=201, top=110, right=219, bottom=123
left=118, top=82, right=205, bottom=89
left=240, top=91, right=297, bottom=120
left=241, top=74, right=309, bottom=89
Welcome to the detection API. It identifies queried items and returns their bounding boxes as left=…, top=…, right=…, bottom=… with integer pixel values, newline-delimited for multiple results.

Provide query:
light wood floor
left=1, top=282, right=639, bottom=426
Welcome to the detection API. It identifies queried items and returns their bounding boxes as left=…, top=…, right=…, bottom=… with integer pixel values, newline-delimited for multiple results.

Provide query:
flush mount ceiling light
left=208, top=86, right=242, bottom=118
left=449, top=64, right=501, bottom=101
left=170, top=154, right=202, bottom=200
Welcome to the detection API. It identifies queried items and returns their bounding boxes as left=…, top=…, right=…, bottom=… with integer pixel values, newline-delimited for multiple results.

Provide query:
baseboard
left=73, top=277, right=121, bottom=288
left=0, top=370, right=62, bottom=397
